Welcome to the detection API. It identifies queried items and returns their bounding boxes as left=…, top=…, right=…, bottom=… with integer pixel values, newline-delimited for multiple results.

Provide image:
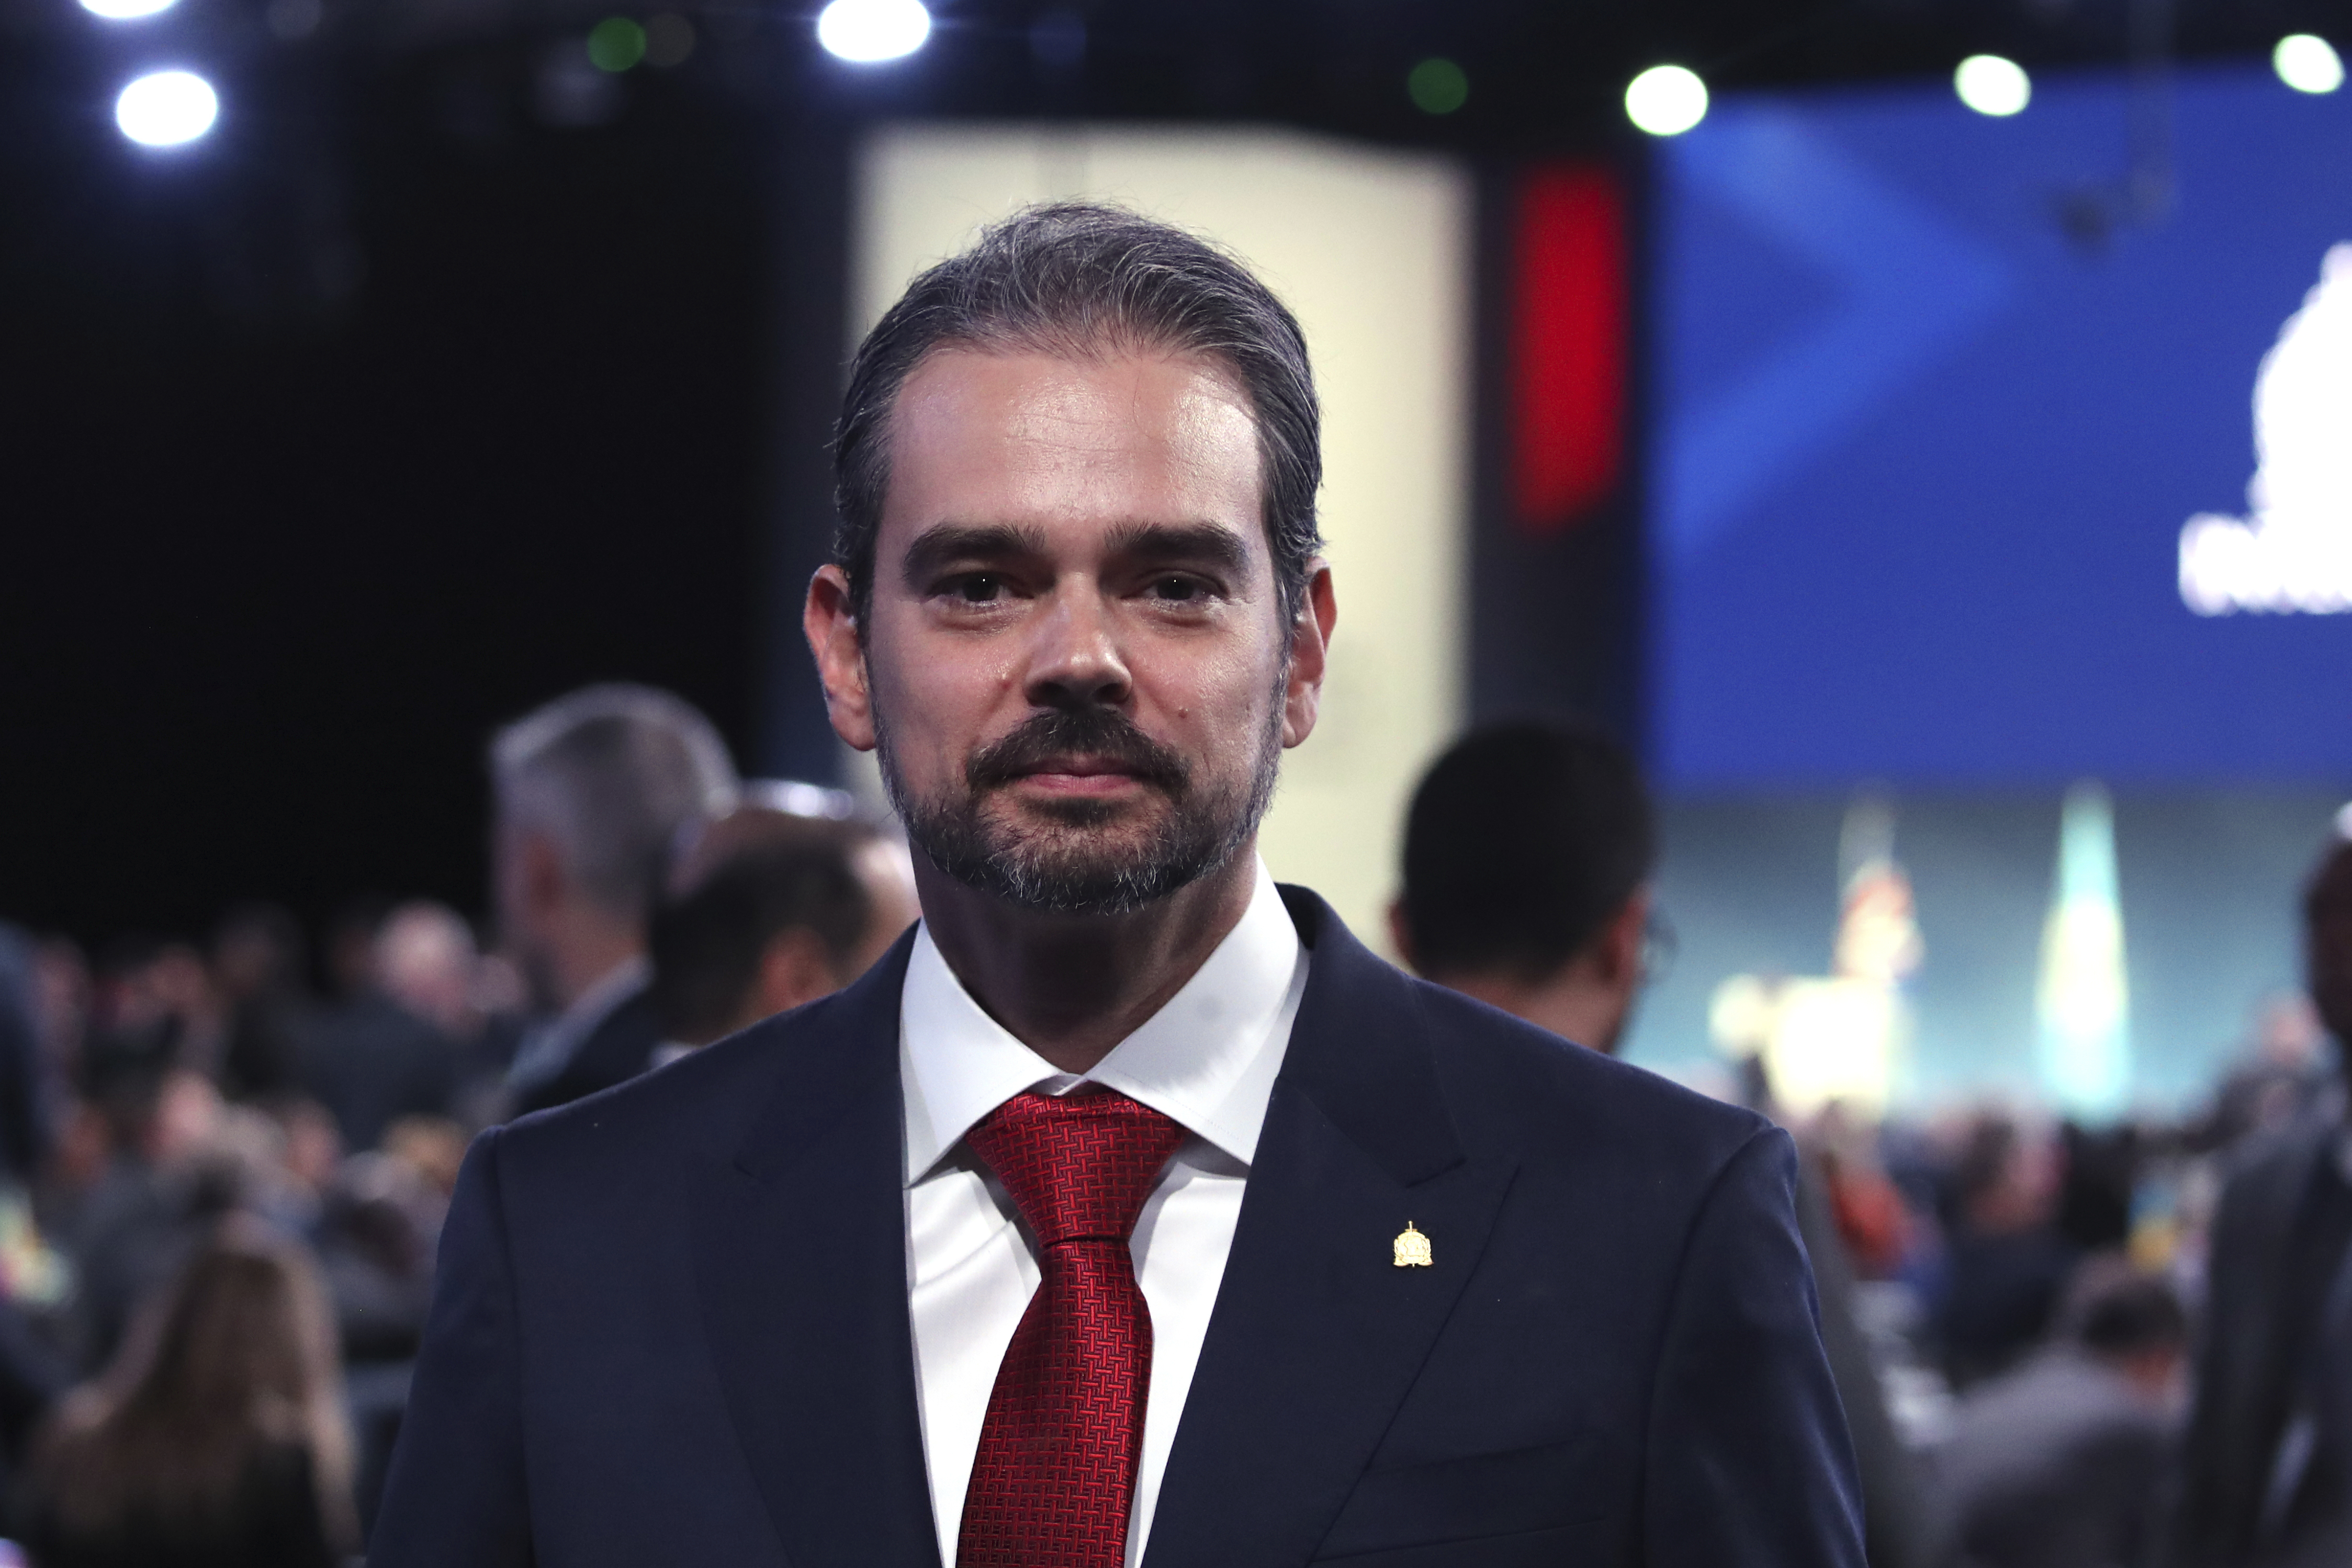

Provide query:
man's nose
left=1023, top=582, right=1133, bottom=710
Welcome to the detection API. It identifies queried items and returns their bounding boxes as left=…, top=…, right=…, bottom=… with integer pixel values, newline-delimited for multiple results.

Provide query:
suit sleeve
left=1642, top=1126, right=1867, bottom=1568
left=369, top=1126, right=534, bottom=1567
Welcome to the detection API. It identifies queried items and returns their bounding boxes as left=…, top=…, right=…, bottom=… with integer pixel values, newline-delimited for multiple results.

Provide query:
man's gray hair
left=490, top=684, right=739, bottom=925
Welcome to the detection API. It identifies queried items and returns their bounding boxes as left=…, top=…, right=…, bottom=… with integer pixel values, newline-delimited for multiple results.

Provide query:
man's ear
left=753, top=927, right=847, bottom=1018
left=1281, top=560, right=1337, bottom=749
left=805, top=565, right=877, bottom=752
left=1596, top=888, right=1651, bottom=988
left=519, top=831, right=570, bottom=921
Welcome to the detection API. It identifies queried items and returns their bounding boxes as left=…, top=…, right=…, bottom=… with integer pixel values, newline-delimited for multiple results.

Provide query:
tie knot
left=965, top=1089, right=1186, bottom=1248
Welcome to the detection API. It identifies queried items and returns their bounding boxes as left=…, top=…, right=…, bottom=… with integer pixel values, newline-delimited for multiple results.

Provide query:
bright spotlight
left=815, top=0, right=929, bottom=62
left=2275, top=34, right=2345, bottom=94
left=80, top=0, right=177, bottom=20
left=115, top=70, right=218, bottom=147
left=1955, top=54, right=2031, bottom=116
left=1625, top=64, right=1708, bottom=137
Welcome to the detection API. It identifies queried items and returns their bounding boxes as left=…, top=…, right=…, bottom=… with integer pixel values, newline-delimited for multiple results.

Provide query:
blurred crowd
left=0, top=687, right=2344, bottom=1568
left=0, top=685, right=916, bottom=1565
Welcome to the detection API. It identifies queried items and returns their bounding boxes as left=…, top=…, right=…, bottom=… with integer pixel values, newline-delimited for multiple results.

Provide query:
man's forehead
left=893, top=345, right=1255, bottom=448
left=879, top=346, right=1266, bottom=555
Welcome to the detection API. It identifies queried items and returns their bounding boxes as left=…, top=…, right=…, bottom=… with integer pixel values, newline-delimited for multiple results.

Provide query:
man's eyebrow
left=1100, top=521, right=1254, bottom=576
left=898, top=523, right=1052, bottom=588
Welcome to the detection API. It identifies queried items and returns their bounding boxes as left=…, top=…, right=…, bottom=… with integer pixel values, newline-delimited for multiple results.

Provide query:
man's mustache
left=966, top=708, right=1190, bottom=794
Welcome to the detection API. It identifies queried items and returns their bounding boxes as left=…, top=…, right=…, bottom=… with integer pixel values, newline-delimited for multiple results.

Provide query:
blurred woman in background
left=18, top=1220, right=353, bottom=1567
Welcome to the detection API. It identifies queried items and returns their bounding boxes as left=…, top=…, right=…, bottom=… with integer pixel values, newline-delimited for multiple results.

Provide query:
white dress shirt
left=899, top=858, right=1309, bottom=1568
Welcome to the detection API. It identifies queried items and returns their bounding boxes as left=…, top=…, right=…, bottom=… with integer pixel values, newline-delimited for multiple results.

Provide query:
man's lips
left=1006, top=755, right=1150, bottom=792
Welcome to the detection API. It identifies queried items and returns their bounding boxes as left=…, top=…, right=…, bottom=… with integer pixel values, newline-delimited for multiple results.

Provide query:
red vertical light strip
left=1511, top=164, right=1627, bottom=536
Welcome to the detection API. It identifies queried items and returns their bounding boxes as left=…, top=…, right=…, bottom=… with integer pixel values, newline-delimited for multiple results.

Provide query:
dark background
left=0, top=56, right=772, bottom=939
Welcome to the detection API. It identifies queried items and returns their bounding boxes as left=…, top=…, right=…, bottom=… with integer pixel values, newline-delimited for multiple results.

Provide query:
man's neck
left=1438, top=955, right=1633, bottom=1057
left=913, top=848, right=1261, bottom=1074
left=543, top=917, right=646, bottom=1015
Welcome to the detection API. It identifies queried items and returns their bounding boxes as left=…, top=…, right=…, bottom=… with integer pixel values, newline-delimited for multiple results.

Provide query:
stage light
left=1407, top=58, right=1468, bottom=116
left=1955, top=54, right=2030, bottom=116
left=80, top=0, right=176, bottom=20
left=1625, top=65, right=1708, bottom=137
left=815, top=0, right=929, bottom=63
left=2275, top=35, right=2345, bottom=95
left=588, top=16, right=646, bottom=71
left=115, top=70, right=218, bottom=146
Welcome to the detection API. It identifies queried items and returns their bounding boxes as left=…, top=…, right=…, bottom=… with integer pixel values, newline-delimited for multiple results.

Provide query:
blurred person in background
left=372, top=903, right=481, bottom=1044
left=19, top=1220, right=354, bottom=1568
left=0, top=929, right=54, bottom=1194
left=1937, top=1113, right=2077, bottom=1389
left=2057, top=1122, right=2142, bottom=1256
left=295, top=907, right=456, bottom=1156
left=209, top=906, right=312, bottom=1106
left=2171, top=835, right=2352, bottom=1568
left=649, top=798, right=917, bottom=1052
left=1390, top=720, right=1655, bottom=1053
left=2203, top=992, right=2331, bottom=1152
left=490, top=684, right=738, bottom=1118
left=1393, top=720, right=1940, bottom=1568
left=57, top=1027, right=216, bottom=1373
left=1938, top=1256, right=2187, bottom=1568
left=318, top=898, right=392, bottom=1011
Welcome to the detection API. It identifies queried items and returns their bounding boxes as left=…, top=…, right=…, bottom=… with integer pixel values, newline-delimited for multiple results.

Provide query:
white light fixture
left=1954, top=53, right=2031, bottom=116
left=2275, top=34, right=2345, bottom=95
left=1625, top=64, right=1708, bottom=137
left=80, top=0, right=177, bottom=20
left=815, top=0, right=930, bottom=63
left=115, top=70, right=219, bottom=146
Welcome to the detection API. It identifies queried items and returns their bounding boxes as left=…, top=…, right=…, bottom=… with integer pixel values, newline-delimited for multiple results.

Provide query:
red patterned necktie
left=956, top=1088, right=1187, bottom=1568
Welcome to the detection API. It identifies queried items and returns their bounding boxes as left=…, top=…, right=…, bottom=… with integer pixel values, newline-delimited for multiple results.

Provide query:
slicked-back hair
left=491, top=684, right=739, bottom=928
left=833, top=201, right=1324, bottom=627
left=1401, top=721, right=1657, bottom=984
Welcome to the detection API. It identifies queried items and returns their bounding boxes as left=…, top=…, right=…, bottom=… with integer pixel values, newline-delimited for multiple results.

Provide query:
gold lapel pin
left=1392, top=1222, right=1433, bottom=1268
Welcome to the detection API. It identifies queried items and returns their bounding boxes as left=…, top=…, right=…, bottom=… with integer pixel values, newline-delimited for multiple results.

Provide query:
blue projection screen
left=1651, top=65, right=2352, bottom=791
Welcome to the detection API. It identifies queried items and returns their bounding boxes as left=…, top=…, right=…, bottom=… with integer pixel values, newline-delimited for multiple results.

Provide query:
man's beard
left=879, top=695, right=1283, bottom=918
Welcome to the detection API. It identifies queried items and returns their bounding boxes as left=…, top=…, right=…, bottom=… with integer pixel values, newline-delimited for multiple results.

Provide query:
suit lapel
left=689, top=936, right=943, bottom=1568
left=1143, top=891, right=1518, bottom=1568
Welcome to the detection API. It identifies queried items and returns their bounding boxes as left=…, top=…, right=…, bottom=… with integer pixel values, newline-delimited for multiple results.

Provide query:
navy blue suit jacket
left=372, top=889, right=1864, bottom=1567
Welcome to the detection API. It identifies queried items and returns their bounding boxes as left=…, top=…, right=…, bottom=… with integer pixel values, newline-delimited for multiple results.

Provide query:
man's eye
left=950, top=574, right=1003, bottom=603
left=1150, top=576, right=1205, bottom=602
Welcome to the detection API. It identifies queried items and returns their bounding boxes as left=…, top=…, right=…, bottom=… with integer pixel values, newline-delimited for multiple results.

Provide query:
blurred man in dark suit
left=1943, top=1257, right=2185, bottom=1568
left=649, top=797, right=918, bottom=1050
left=2172, top=834, right=2352, bottom=1568
left=492, top=684, right=737, bottom=1118
left=1394, top=720, right=1941, bottom=1568
left=376, top=206, right=1860, bottom=1568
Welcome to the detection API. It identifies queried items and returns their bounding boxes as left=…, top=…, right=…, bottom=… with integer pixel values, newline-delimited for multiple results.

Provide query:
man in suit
left=372, top=203, right=1863, bottom=1568
left=1943, top=1258, right=2186, bottom=1568
left=1393, top=720, right=1940, bottom=1568
left=489, top=683, right=739, bottom=1118
left=2170, top=835, right=2352, bottom=1568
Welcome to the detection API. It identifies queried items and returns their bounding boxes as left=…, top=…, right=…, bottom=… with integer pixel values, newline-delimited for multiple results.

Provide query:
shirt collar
left=899, top=858, right=1306, bottom=1186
